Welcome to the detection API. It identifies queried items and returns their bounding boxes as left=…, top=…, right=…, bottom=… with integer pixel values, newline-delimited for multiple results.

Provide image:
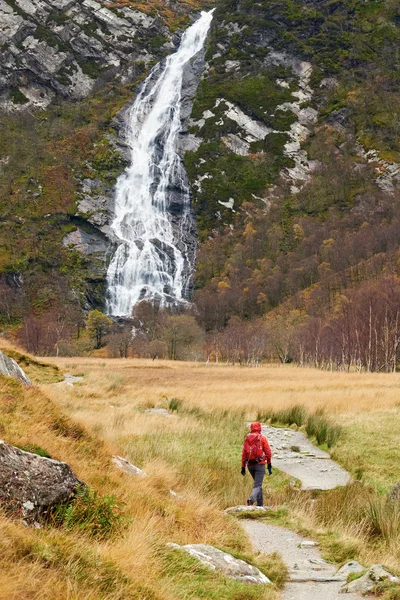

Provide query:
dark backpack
left=245, top=434, right=265, bottom=463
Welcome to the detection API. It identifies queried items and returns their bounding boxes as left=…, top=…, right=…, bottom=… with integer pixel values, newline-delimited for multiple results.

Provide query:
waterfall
left=106, top=10, right=214, bottom=317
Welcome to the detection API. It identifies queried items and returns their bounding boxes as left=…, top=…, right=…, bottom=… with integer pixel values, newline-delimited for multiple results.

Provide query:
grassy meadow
left=1, top=353, right=400, bottom=598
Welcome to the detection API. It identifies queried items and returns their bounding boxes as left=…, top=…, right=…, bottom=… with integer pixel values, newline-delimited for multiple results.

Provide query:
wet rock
left=0, top=350, right=31, bottom=385
left=0, top=441, right=84, bottom=524
left=112, top=455, right=147, bottom=477
left=167, top=543, right=271, bottom=584
left=340, top=565, right=400, bottom=594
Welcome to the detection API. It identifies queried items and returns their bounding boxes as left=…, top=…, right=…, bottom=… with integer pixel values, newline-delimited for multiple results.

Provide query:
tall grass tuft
left=257, top=405, right=307, bottom=427
left=258, top=404, right=342, bottom=448
left=366, top=497, right=400, bottom=542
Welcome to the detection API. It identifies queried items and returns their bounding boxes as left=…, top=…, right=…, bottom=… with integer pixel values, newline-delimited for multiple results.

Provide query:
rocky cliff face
left=0, top=0, right=399, bottom=329
left=0, top=0, right=171, bottom=109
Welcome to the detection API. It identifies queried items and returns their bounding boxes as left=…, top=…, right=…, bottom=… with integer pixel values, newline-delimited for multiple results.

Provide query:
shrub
left=53, top=486, right=126, bottom=539
left=168, top=397, right=183, bottom=412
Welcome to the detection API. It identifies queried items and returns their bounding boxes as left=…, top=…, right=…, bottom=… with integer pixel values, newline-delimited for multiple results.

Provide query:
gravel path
left=237, top=426, right=360, bottom=599
left=242, top=521, right=362, bottom=600
left=57, top=374, right=84, bottom=387
left=262, top=425, right=350, bottom=490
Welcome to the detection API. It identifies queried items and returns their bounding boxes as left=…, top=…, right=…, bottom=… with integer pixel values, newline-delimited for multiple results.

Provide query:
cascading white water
left=106, top=10, right=214, bottom=316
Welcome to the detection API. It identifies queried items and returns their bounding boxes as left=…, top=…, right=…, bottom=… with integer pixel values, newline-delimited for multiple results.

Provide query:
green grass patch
left=53, top=486, right=127, bottom=539
left=332, top=413, right=400, bottom=493
left=17, top=444, right=52, bottom=458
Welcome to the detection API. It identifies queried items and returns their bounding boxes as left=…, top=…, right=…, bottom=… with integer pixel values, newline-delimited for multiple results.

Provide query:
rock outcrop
left=0, top=350, right=31, bottom=385
left=0, top=441, right=84, bottom=524
left=167, top=542, right=271, bottom=584
left=340, top=565, right=400, bottom=594
left=0, top=0, right=171, bottom=109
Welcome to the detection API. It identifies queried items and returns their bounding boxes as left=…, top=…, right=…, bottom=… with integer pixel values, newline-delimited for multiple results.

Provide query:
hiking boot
left=247, top=499, right=253, bottom=506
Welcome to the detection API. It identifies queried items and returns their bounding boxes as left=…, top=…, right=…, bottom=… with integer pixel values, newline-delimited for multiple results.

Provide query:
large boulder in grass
left=340, top=565, right=400, bottom=594
left=388, top=481, right=400, bottom=503
left=167, top=543, right=271, bottom=584
left=0, top=350, right=31, bottom=385
left=0, top=441, right=84, bottom=524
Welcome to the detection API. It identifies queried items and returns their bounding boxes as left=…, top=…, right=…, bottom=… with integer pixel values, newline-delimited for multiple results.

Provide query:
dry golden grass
left=45, top=357, right=400, bottom=417
left=41, top=356, right=400, bottom=580
left=0, top=365, right=281, bottom=600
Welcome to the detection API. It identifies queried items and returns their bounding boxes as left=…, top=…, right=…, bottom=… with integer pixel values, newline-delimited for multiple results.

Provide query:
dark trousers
left=247, top=463, right=265, bottom=506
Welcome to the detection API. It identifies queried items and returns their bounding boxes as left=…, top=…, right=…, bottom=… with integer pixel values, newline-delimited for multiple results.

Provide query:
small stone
left=112, top=456, right=147, bottom=477
left=299, top=541, right=319, bottom=548
left=388, top=481, right=400, bottom=503
left=145, top=408, right=170, bottom=416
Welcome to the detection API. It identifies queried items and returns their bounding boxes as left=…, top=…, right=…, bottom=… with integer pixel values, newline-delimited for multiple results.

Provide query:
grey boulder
left=388, top=481, right=400, bottom=503
left=0, top=350, right=31, bottom=385
left=0, top=441, right=84, bottom=524
left=340, top=564, right=400, bottom=594
left=167, top=543, right=271, bottom=584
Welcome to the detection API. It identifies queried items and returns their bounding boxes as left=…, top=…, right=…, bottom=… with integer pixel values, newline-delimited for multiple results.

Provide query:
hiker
left=241, top=422, right=272, bottom=507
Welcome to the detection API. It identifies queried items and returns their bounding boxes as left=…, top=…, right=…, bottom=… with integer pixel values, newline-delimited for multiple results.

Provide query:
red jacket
left=242, top=422, right=272, bottom=467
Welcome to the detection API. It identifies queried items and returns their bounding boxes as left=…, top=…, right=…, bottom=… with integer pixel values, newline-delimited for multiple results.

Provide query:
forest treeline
left=3, top=273, right=400, bottom=373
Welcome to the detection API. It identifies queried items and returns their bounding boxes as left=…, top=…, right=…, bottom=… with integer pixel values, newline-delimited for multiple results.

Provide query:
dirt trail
left=262, top=425, right=350, bottom=490
left=240, top=426, right=360, bottom=599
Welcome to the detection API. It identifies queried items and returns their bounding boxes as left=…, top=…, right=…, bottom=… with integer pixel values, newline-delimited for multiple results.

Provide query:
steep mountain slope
left=188, top=0, right=400, bottom=328
left=0, top=0, right=213, bottom=321
left=1, top=0, right=400, bottom=361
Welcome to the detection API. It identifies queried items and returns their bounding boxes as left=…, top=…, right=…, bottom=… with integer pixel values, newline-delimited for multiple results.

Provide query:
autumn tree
left=86, top=310, right=113, bottom=349
left=160, top=314, right=204, bottom=360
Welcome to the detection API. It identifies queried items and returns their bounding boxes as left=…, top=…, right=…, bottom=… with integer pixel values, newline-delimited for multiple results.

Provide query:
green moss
left=35, top=24, right=68, bottom=52
left=148, top=35, right=168, bottom=49
left=76, top=59, right=103, bottom=79
left=18, top=444, right=52, bottom=458
left=10, top=88, right=28, bottom=105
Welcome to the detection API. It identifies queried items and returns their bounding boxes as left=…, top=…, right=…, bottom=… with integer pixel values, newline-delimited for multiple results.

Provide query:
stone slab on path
left=262, top=425, right=350, bottom=490
left=242, top=521, right=364, bottom=600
